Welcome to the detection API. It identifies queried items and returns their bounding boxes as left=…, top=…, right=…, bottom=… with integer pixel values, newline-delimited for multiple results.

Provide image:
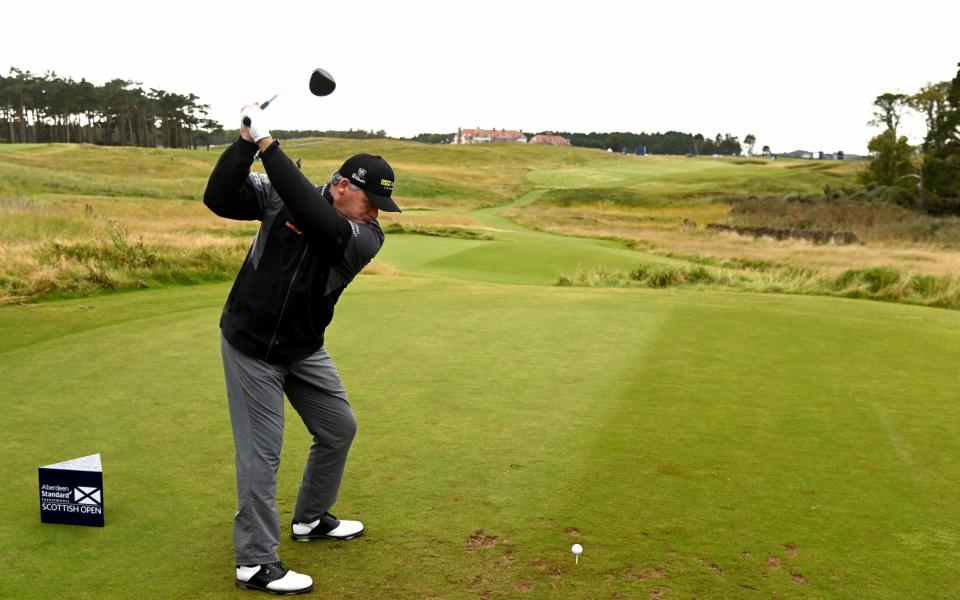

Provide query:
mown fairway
left=1, top=141, right=959, bottom=599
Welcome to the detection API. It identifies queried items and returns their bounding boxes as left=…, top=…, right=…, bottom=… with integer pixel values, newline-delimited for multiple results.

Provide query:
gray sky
left=3, top=0, right=957, bottom=154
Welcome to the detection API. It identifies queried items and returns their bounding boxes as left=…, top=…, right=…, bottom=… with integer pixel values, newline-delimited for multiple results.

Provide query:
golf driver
left=242, top=68, right=336, bottom=127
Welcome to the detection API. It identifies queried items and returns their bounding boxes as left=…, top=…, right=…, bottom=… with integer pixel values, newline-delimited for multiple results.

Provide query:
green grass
left=0, top=140, right=886, bottom=303
left=2, top=275, right=959, bottom=598
left=526, top=155, right=860, bottom=202
left=0, top=144, right=213, bottom=200
left=2, top=141, right=959, bottom=598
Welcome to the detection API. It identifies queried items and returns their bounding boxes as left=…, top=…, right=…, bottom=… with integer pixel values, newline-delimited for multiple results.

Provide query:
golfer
left=203, top=104, right=400, bottom=595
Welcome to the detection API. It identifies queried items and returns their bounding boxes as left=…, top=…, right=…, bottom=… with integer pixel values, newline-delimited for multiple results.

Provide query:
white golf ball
left=571, top=543, right=583, bottom=555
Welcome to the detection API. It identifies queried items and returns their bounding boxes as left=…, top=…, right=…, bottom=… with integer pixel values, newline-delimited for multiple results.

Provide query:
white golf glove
left=241, top=105, right=271, bottom=142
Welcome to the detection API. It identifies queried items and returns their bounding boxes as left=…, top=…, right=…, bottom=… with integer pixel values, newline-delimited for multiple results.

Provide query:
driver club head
left=309, top=68, right=336, bottom=97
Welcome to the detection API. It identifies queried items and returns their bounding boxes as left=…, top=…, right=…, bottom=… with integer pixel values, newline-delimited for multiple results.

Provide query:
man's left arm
left=258, top=142, right=353, bottom=251
left=242, top=106, right=353, bottom=253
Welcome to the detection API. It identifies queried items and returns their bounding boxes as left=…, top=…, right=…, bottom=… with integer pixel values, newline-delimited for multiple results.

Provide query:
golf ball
left=571, top=543, right=583, bottom=555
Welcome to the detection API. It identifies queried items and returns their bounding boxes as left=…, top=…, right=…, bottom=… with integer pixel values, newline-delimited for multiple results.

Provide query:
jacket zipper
left=265, top=246, right=309, bottom=361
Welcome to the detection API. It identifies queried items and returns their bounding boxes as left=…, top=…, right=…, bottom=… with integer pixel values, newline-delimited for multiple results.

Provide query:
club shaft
left=260, top=93, right=279, bottom=110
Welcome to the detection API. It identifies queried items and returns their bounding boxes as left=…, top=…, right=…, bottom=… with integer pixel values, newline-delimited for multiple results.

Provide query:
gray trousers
left=220, top=334, right=357, bottom=565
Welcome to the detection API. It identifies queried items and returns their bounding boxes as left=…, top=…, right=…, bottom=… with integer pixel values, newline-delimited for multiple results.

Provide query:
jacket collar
left=320, top=183, right=335, bottom=205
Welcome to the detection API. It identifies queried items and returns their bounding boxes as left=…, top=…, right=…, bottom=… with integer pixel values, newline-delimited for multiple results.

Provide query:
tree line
left=557, top=130, right=747, bottom=156
left=863, top=63, right=960, bottom=214
left=408, top=129, right=754, bottom=156
left=209, top=128, right=388, bottom=146
left=0, top=68, right=223, bottom=148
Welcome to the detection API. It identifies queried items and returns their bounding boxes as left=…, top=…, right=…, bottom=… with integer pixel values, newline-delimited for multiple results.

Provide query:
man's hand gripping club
left=240, top=105, right=273, bottom=150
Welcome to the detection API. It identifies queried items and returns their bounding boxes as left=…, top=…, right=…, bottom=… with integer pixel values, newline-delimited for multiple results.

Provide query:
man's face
left=332, top=179, right=379, bottom=224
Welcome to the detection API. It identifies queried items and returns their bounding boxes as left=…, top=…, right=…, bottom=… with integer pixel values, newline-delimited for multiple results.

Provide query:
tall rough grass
left=558, top=262, right=960, bottom=310
left=1, top=219, right=247, bottom=302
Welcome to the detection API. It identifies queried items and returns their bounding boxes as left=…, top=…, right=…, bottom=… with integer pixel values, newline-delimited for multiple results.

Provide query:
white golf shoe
left=291, top=511, right=364, bottom=541
left=236, top=561, right=313, bottom=595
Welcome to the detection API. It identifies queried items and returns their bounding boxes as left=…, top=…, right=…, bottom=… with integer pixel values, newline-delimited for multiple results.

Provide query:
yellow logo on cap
left=381, top=179, right=394, bottom=189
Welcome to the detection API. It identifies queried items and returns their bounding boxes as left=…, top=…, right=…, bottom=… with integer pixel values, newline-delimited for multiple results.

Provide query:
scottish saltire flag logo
left=74, top=486, right=102, bottom=505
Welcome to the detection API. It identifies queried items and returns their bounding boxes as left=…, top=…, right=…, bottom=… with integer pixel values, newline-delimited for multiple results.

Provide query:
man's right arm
left=203, top=138, right=266, bottom=220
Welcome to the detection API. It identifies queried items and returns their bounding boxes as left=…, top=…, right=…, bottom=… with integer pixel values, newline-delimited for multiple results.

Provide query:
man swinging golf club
left=203, top=102, right=400, bottom=594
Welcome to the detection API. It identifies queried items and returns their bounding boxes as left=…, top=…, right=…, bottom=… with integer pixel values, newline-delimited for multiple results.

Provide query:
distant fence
left=706, top=223, right=860, bottom=245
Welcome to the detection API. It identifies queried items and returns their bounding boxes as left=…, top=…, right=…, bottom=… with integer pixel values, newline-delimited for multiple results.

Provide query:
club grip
left=241, top=98, right=272, bottom=128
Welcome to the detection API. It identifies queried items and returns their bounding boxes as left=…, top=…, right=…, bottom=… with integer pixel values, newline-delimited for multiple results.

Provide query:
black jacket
left=204, top=138, right=384, bottom=363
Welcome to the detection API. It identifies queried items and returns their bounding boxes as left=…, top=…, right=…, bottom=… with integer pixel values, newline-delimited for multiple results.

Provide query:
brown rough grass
left=506, top=204, right=960, bottom=278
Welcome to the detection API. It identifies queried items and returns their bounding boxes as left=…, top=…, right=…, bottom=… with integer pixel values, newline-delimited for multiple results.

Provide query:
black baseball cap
left=338, top=154, right=401, bottom=212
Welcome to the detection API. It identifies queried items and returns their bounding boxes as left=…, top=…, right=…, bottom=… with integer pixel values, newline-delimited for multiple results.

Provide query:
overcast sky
left=3, top=0, right=957, bottom=154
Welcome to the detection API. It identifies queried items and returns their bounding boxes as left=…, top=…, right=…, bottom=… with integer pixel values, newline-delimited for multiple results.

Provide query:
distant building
left=782, top=149, right=860, bottom=160
left=528, top=133, right=571, bottom=146
left=454, top=127, right=527, bottom=144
